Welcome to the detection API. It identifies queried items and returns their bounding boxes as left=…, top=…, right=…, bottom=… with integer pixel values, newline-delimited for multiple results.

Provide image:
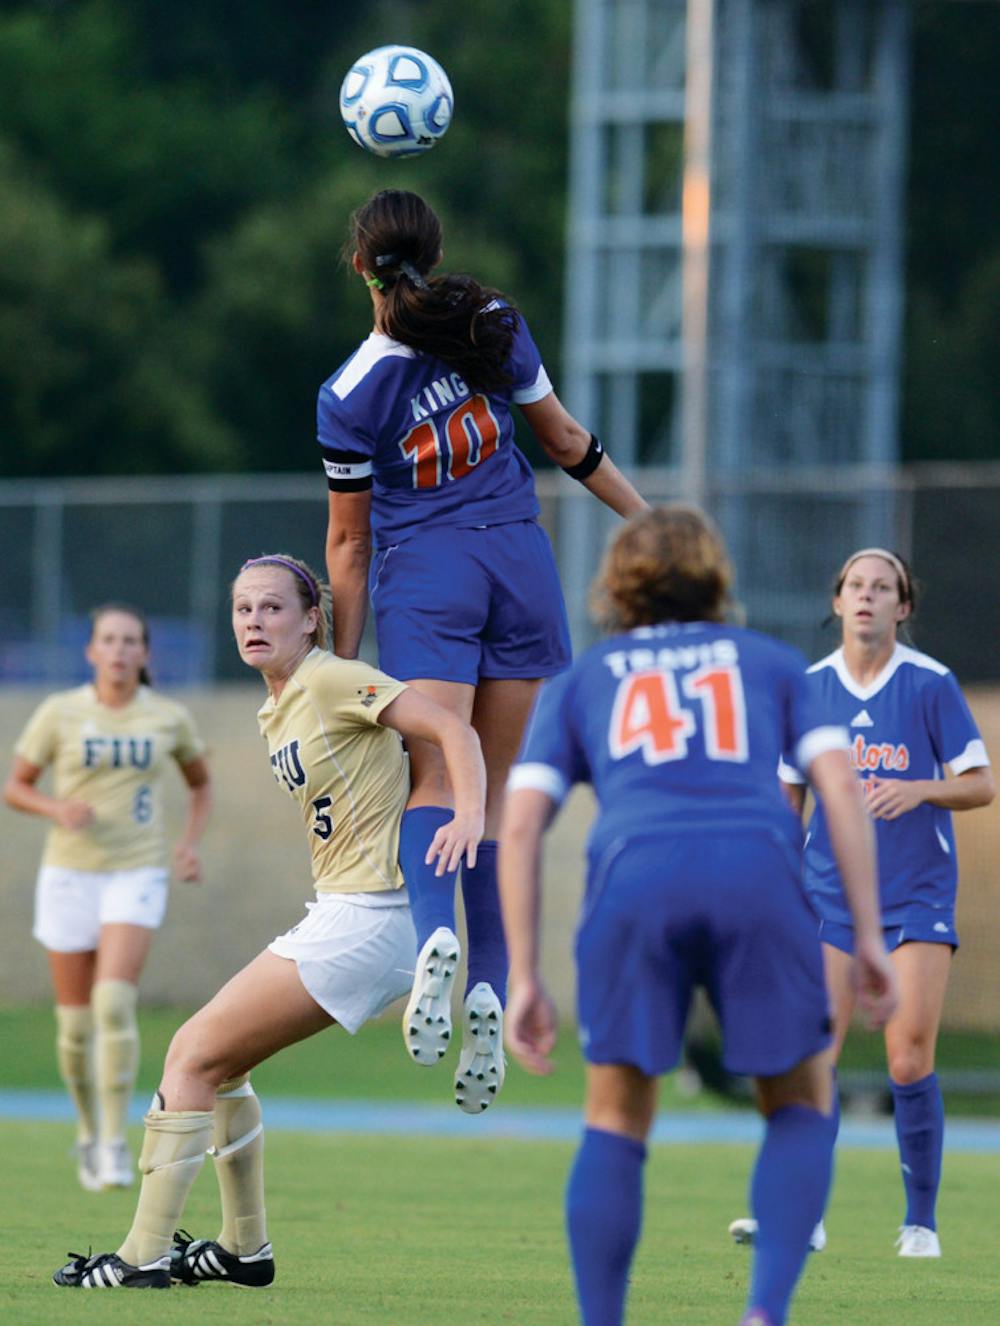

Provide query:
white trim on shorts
left=268, top=889, right=416, bottom=1034
left=33, top=865, right=170, bottom=953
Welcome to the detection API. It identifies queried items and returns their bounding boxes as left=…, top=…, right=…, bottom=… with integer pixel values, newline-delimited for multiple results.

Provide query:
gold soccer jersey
left=256, top=649, right=409, bottom=894
left=15, top=685, right=206, bottom=872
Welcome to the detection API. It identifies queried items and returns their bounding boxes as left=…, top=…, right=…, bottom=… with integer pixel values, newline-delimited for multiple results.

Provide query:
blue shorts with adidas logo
left=575, top=827, right=832, bottom=1079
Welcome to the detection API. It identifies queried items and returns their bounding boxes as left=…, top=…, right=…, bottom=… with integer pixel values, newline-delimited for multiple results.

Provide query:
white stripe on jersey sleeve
left=511, top=365, right=553, bottom=405
left=778, top=755, right=807, bottom=786
left=507, top=761, right=569, bottom=804
left=948, top=738, right=990, bottom=775
left=323, top=457, right=372, bottom=481
left=331, top=334, right=415, bottom=401
left=795, top=725, right=849, bottom=774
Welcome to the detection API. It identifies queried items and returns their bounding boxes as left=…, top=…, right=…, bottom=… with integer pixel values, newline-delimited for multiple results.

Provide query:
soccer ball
left=340, top=46, right=453, bottom=159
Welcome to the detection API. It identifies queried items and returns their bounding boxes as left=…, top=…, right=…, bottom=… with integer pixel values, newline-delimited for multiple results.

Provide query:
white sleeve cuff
left=948, top=738, right=990, bottom=776
left=511, top=368, right=553, bottom=405
left=795, top=725, right=849, bottom=774
left=778, top=756, right=807, bottom=786
left=506, top=761, right=569, bottom=804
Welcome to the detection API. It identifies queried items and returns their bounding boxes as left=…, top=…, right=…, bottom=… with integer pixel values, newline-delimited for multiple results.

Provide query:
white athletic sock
left=55, top=1004, right=97, bottom=1143
left=92, top=979, right=139, bottom=1144
left=117, top=1104, right=213, bottom=1268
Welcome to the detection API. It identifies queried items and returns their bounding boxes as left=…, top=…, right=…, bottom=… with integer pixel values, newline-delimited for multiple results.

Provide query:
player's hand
left=425, top=811, right=484, bottom=876
left=173, top=842, right=203, bottom=883
left=505, top=976, right=558, bottom=1076
left=865, top=776, right=924, bottom=820
left=851, top=933, right=897, bottom=1029
left=54, top=799, right=95, bottom=831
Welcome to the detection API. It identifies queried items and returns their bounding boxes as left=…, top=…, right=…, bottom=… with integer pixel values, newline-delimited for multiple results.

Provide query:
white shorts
left=268, top=890, right=416, bottom=1034
left=33, top=865, right=170, bottom=953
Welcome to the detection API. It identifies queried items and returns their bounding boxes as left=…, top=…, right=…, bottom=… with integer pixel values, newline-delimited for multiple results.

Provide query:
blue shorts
left=576, top=828, right=832, bottom=1079
left=819, top=912, right=959, bottom=955
left=369, top=520, right=572, bottom=685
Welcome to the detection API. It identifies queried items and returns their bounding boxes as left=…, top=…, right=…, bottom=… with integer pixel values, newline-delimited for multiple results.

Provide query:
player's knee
left=91, top=979, right=138, bottom=1032
left=888, top=1043, right=934, bottom=1085
left=164, top=1021, right=233, bottom=1090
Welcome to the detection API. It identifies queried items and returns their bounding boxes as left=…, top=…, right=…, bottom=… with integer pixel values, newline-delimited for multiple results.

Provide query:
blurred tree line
left=0, top=0, right=996, bottom=478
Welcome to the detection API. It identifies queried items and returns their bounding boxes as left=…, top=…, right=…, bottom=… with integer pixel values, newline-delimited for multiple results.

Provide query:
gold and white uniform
left=263, top=649, right=417, bottom=1030
left=15, top=684, right=206, bottom=951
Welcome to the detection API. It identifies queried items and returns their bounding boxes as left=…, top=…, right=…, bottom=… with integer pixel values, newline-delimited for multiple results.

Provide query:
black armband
left=322, top=448, right=374, bottom=493
left=562, top=433, right=605, bottom=482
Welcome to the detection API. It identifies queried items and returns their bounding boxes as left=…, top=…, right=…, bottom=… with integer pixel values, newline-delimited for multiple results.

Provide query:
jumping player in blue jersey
left=730, top=548, right=993, bottom=1261
left=320, top=189, right=646, bottom=1110
left=498, top=507, right=897, bottom=1326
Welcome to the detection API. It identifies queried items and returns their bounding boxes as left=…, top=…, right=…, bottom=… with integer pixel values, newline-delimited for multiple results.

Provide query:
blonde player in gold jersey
left=4, top=604, right=212, bottom=1193
left=53, top=552, right=486, bottom=1292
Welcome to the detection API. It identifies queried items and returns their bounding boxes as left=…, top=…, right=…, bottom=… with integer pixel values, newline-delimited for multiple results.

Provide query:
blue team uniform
left=779, top=643, right=989, bottom=953
left=510, top=621, right=848, bottom=1078
left=317, top=311, right=571, bottom=683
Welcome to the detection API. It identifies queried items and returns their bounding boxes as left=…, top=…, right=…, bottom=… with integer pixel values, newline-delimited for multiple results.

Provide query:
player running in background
left=499, top=507, right=897, bottom=1326
left=321, top=188, right=646, bottom=1109
left=732, top=549, right=994, bottom=1260
left=3, top=604, right=211, bottom=1192
left=52, top=554, right=484, bottom=1291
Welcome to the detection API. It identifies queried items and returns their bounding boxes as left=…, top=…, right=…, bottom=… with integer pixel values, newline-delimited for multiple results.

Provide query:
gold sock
left=55, top=1004, right=97, bottom=1143
left=116, top=1105, right=213, bottom=1267
left=92, top=979, right=139, bottom=1145
left=211, top=1075, right=268, bottom=1255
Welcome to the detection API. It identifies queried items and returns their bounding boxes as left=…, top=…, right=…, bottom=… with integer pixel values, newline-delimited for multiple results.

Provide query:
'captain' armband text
left=322, top=449, right=374, bottom=492
left=561, top=434, right=605, bottom=482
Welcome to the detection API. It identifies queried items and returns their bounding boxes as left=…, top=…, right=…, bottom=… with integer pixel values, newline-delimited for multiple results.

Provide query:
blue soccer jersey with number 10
left=511, top=622, right=848, bottom=878
left=317, top=310, right=552, bottom=548
left=779, top=643, right=989, bottom=930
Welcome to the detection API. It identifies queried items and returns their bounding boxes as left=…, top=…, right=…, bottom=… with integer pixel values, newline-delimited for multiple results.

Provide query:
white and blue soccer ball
left=340, top=45, right=453, bottom=159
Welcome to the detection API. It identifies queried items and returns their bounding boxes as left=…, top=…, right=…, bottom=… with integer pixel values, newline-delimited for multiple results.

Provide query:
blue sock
left=748, top=1106, right=834, bottom=1326
left=566, top=1128, right=646, bottom=1326
left=398, top=807, right=459, bottom=951
left=461, top=841, right=508, bottom=1006
left=891, top=1072, right=943, bottom=1231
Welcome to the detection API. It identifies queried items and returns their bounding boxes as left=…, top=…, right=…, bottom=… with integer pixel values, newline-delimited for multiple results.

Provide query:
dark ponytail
left=349, top=189, right=520, bottom=393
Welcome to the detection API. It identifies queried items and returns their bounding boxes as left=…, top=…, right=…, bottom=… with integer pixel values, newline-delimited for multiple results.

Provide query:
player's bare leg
left=884, top=942, right=951, bottom=1257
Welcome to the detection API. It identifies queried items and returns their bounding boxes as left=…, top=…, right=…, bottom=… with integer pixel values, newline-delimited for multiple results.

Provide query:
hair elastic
left=364, top=274, right=384, bottom=290
left=241, top=556, right=319, bottom=605
left=838, top=547, right=910, bottom=599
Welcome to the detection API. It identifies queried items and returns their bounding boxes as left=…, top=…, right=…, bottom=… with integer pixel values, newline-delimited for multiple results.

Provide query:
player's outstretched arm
left=519, top=393, right=648, bottom=519
left=378, top=690, right=486, bottom=874
left=325, top=488, right=373, bottom=659
left=498, top=786, right=559, bottom=1074
left=3, top=755, right=95, bottom=830
left=808, top=748, right=897, bottom=1029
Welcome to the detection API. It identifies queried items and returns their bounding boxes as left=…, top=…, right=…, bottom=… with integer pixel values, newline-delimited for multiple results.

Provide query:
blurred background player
left=732, top=549, right=994, bottom=1260
left=52, top=553, right=484, bottom=1291
left=499, top=507, right=897, bottom=1326
left=321, top=188, right=646, bottom=1110
left=3, top=603, right=211, bottom=1192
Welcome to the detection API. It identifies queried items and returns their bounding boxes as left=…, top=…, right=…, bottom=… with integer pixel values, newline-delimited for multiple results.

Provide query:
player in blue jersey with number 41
left=499, top=507, right=897, bottom=1326
left=319, top=189, right=646, bottom=1111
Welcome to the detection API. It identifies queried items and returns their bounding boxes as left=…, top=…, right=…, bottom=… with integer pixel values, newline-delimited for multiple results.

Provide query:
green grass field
left=3, top=1007, right=1000, bottom=1323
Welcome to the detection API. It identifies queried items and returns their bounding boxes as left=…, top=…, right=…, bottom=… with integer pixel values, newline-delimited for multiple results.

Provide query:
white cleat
left=98, top=1139, right=134, bottom=1189
left=896, top=1224, right=941, bottom=1257
left=728, top=1218, right=826, bottom=1252
left=75, top=1140, right=102, bottom=1193
left=454, top=982, right=505, bottom=1114
left=403, top=927, right=460, bottom=1066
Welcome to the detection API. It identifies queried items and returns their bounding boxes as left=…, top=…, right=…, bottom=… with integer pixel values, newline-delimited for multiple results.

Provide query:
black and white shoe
left=170, top=1230, right=275, bottom=1287
left=403, top=926, right=460, bottom=1065
left=454, top=982, right=506, bottom=1113
left=53, top=1250, right=170, bottom=1289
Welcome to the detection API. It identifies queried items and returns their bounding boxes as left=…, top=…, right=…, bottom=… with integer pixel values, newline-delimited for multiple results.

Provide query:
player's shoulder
left=137, top=687, right=198, bottom=726
left=322, top=332, right=417, bottom=405
left=297, top=649, right=399, bottom=701
left=892, top=643, right=951, bottom=681
left=723, top=623, right=807, bottom=670
left=35, top=684, right=95, bottom=718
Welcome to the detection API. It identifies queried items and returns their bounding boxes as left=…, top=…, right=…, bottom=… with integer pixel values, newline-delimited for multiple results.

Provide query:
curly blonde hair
left=591, top=505, right=733, bottom=631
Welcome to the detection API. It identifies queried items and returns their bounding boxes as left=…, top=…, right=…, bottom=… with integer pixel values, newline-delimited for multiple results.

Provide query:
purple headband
left=240, top=556, right=319, bottom=606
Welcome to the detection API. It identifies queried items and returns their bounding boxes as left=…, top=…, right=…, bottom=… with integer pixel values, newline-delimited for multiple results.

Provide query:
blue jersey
left=779, top=644, right=989, bottom=927
left=511, top=622, right=846, bottom=868
left=317, top=311, right=552, bottom=548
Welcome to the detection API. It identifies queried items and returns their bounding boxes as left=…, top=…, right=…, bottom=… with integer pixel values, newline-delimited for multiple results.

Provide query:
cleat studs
left=425, top=1017, right=433, bottom=1025
left=476, top=1072, right=484, bottom=1081
left=430, top=948, right=439, bottom=958
left=488, top=1085, right=497, bottom=1094
left=409, top=1027, right=418, bottom=1036
left=442, top=1030, right=450, bottom=1040
left=437, top=1049, right=446, bottom=1058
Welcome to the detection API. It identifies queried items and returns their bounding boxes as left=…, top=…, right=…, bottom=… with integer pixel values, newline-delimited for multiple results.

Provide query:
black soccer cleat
left=53, top=1250, right=170, bottom=1289
left=170, top=1229, right=275, bottom=1287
